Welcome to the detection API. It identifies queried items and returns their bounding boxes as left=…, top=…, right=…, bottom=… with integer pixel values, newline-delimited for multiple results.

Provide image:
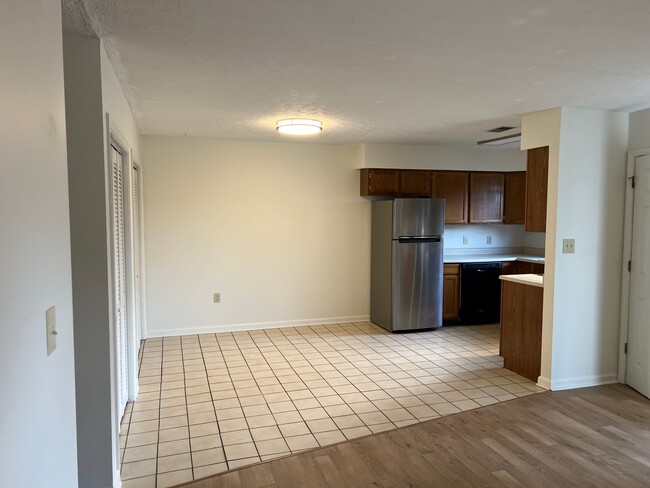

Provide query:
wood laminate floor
left=175, top=384, right=650, bottom=488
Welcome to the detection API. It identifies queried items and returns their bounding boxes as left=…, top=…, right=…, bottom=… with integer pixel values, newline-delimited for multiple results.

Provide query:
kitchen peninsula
left=499, top=274, right=544, bottom=382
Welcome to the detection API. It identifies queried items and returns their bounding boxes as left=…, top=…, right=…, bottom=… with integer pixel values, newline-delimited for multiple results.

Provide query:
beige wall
left=142, top=137, right=370, bottom=336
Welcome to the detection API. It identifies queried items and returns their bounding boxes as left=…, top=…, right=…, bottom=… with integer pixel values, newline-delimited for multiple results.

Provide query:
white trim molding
left=546, top=373, right=619, bottom=391
left=147, top=315, right=371, bottom=338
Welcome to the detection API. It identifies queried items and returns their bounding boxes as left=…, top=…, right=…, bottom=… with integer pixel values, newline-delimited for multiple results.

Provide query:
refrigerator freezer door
left=391, top=238, right=443, bottom=331
left=392, top=198, right=445, bottom=239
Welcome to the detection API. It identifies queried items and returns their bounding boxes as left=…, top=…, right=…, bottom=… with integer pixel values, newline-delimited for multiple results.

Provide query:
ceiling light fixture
left=276, top=118, right=323, bottom=135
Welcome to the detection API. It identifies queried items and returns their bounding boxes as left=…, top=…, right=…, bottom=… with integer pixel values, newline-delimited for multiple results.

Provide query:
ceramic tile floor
left=119, top=322, right=544, bottom=487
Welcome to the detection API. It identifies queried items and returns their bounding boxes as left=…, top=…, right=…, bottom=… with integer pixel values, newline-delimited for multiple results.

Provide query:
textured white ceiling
left=81, top=0, right=650, bottom=144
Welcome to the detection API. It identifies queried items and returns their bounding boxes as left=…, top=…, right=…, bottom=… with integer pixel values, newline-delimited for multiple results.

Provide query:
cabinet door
left=531, top=263, right=545, bottom=274
left=400, top=170, right=431, bottom=196
left=443, top=274, right=459, bottom=321
left=469, top=172, right=505, bottom=223
left=501, top=261, right=516, bottom=275
left=360, top=169, right=400, bottom=196
left=431, top=171, right=469, bottom=224
left=525, top=147, right=549, bottom=232
left=500, top=281, right=543, bottom=382
left=514, top=261, right=533, bottom=274
left=504, top=172, right=526, bottom=224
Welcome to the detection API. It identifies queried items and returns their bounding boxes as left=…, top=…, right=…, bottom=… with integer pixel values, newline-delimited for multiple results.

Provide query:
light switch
left=463, top=236, right=469, bottom=245
left=562, top=239, right=575, bottom=254
left=46, top=306, right=57, bottom=356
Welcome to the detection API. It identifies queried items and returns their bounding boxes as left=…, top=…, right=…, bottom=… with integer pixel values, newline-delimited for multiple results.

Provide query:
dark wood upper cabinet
left=469, top=172, right=505, bottom=223
left=431, top=171, right=469, bottom=224
left=360, top=169, right=400, bottom=196
left=504, top=171, right=526, bottom=225
left=399, top=170, right=431, bottom=196
left=525, top=146, right=549, bottom=232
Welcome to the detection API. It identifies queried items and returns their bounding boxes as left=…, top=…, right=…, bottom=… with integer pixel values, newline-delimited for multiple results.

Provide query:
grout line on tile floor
left=119, top=323, right=543, bottom=487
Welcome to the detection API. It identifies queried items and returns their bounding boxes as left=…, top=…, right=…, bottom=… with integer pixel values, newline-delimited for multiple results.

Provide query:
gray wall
left=63, top=32, right=115, bottom=487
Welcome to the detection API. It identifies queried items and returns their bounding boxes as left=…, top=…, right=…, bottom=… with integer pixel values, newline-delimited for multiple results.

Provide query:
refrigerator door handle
left=398, top=236, right=441, bottom=243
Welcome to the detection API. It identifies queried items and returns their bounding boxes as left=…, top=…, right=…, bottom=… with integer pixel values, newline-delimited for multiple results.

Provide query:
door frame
left=105, top=115, right=139, bottom=406
left=131, top=162, right=148, bottom=343
left=618, top=147, right=650, bottom=383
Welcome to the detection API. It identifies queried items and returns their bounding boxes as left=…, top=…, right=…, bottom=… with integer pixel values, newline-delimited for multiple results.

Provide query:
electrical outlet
left=46, top=306, right=57, bottom=356
left=562, top=239, right=575, bottom=254
left=486, top=235, right=492, bottom=245
left=463, top=236, right=469, bottom=245
left=213, top=293, right=221, bottom=304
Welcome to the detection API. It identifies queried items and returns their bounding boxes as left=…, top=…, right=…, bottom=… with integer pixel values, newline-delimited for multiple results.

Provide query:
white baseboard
left=546, top=373, right=619, bottom=391
left=147, top=315, right=371, bottom=338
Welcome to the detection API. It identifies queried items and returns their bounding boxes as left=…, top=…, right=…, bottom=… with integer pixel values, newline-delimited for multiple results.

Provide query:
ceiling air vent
left=477, top=133, right=521, bottom=146
left=487, top=126, right=516, bottom=133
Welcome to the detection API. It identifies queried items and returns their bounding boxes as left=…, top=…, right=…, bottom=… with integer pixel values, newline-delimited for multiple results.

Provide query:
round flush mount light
left=275, top=118, right=323, bottom=135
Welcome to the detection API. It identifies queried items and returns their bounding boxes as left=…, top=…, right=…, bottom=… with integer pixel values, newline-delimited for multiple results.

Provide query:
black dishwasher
left=459, top=262, right=502, bottom=324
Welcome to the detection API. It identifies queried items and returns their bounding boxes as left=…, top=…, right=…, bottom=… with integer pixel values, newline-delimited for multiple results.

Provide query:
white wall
left=0, top=1, right=78, bottom=487
left=100, top=42, right=143, bottom=484
left=142, top=137, right=370, bottom=336
left=552, top=108, right=628, bottom=388
left=445, top=224, right=523, bottom=249
left=522, top=107, right=629, bottom=390
left=64, top=32, right=125, bottom=488
left=362, top=143, right=526, bottom=171
left=101, top=43, right=141, bottom=161
left=628, top=108, right=650, bottom=150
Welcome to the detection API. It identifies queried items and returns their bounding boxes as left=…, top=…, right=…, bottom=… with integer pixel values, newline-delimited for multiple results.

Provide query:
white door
left=132, top=165, right=143, bottom=346
left=111, top=144, right=128, bottom=414
left=627, top=154, right=650, bottom=398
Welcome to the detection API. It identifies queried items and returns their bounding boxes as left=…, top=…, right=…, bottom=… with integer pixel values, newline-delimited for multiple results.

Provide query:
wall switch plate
left=213, top=293, right=221, bottom=304
left=463, top=236, right=469, bottom=245
left=46, top=306, right=57, bottom=356
left=562, top=239, right=575, bottom=254
left=486, top=236, right=493, bottom=245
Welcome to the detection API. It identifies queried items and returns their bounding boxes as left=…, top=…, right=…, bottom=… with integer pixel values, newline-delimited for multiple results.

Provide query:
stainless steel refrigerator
left=371, top=198, right=445, bottom=332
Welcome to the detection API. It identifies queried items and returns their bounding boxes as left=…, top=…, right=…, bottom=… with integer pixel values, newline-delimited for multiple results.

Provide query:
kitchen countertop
left=443, top=254, right=545, bottom=264
left=499, top=273, right=544, bottom=288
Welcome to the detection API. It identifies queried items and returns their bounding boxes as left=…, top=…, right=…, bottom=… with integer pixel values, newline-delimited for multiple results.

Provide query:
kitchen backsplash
left=444, top=224, right=545, bottom=250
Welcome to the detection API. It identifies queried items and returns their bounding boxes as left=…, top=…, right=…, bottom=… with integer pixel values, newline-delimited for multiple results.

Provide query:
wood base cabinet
left=499, top=280, right=543, bottom=382
left=443, top=264, right=460, bottom=322
left=514, top=261, right=545, bottom=274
